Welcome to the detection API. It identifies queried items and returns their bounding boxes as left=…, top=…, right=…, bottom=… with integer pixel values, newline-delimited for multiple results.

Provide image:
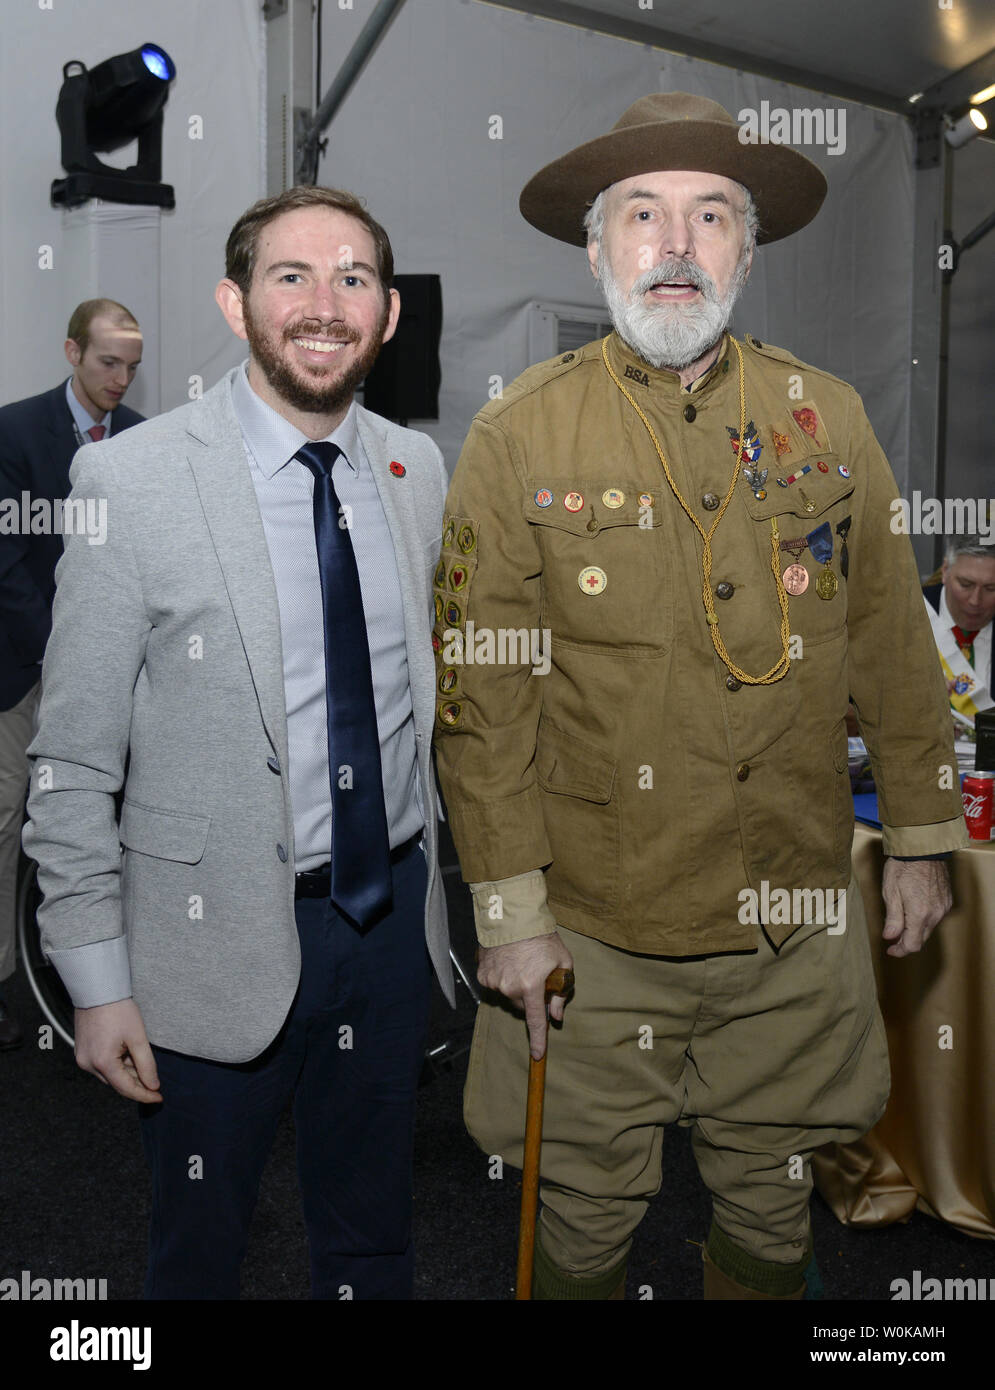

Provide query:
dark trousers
left=139, top=845, right=432, bottom=1300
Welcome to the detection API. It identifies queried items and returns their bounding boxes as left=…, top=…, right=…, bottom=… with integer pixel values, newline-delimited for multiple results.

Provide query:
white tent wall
left=316, top=0, right=917, bottom=485
left=0, top=0, right=984, bottom=505
left=0, top=0, right=264, bottom=418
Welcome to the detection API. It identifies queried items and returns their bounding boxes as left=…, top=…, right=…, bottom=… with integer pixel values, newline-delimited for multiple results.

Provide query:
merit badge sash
left=923, top=595, right=994, bottom=721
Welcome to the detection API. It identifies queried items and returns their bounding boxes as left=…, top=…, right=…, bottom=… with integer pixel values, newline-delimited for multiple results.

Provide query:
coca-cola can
left=962, top=772, right=995, bottom=841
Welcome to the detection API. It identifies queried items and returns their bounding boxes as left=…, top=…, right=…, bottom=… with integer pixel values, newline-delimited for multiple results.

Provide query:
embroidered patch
left=437, top=700, right=462, bottom=728
left=791, top=401, right=831, bottom=452
left=772, top=428, right=792, bottom=458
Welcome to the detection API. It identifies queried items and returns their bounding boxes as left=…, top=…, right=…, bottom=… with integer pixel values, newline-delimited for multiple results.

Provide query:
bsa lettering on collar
left=624, top=363, right=650, bottom=387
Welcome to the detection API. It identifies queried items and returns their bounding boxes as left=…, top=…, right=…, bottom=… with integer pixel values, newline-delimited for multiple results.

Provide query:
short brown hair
left=66, top=298, right=140, bottom=354
left=224, top=186, right=395, bottom=294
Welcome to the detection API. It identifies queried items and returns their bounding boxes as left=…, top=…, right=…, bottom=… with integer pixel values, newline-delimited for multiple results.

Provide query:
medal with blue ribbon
left=807, top=521, right=838, bottom=600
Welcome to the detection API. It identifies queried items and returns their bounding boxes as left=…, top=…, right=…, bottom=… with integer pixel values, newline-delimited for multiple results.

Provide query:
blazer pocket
left=119, top=800, right=211, bottom=864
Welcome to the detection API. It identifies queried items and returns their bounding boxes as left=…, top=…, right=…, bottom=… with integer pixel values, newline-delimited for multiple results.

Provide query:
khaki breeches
left=464, top=874, right=890, bottom=1277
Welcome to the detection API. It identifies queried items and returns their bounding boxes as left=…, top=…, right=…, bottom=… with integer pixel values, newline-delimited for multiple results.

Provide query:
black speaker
left=363, top=273, right=442, bottom=422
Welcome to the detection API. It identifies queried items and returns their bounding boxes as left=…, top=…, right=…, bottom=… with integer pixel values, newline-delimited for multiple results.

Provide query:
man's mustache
left=629, top=261, right=716, bottom=301
left=283, top=320, right=361, bottom=342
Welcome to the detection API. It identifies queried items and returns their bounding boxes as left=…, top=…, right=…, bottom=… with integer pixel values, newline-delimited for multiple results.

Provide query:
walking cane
left=515, top=966, right=574, bottom=1300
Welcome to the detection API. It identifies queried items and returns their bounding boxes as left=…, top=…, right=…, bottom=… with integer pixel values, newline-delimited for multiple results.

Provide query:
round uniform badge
left=434, top=559, right=446, bottom=588
left=817, top=461, right=829, bottom=473
left=534, top=488, right=554, bottom=508
left=754, top=489, right=768, bottom=500
left=578, top=566, right=607, bottom=595
left=449, top=564, right=467, bottom=591
left=438, top=668, right=459, bottom=694
left=431, top=632, right=442, bottom=653
left=782, top=563, right=809, bottom=596
left=776, top=478, right=788, bottom=488
left=457, top=524, right=477, bottom=554
left=837, top=464, right=850, bottom=479
left=602, top=488, right=625, bottom=509
left=438, top=702, right=461, bottom=726
left=638, top=493, right=654, bottom=508
left=443, top=520, right=455, bottom=547
left=434, top=593, right=444, bottom=623
left=564, top=491, right=585, bottom=512
left=444, top=599, right=462, bottom=626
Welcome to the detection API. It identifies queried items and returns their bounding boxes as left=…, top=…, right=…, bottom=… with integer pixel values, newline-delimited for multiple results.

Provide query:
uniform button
left=726, top=674, right=742, bottom=691
left=683, top=403, right=696, bottom=423
left=267, top=755, right=281, bottom=773
left=754, top=339, right=764, bottom=349
left=587, top=518, right=599, bottom=532
left=736, top=763, right=750, bottom=782
left=561, top=353, right=575, bottom=363
left=702, top=492, right=720, bottom=511
left=716, top=581, right=735, bottom=600
left=276, top=843, right=288, bottom=862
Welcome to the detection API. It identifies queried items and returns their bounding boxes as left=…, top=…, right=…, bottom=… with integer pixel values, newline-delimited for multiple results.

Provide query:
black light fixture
left=51, top=43, right=177, bottom=208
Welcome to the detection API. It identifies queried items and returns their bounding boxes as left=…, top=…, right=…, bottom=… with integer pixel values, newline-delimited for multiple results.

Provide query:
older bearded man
left=432, top=93, right=966, bottom=1301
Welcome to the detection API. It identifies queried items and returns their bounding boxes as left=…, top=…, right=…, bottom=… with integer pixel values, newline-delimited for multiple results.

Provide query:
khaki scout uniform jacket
left=433, top=332, right=967, bottom=956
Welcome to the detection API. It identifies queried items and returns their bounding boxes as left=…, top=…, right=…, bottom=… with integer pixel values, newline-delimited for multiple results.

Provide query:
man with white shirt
left=23, top=187, right=451, bottom=1299
left=0, top=300, right=143, bottom=1049
left=923, top=537, right=995, bottom=718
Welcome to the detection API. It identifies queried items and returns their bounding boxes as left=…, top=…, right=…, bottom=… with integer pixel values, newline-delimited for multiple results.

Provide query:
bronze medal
left=816, top=567, right=839, bottom=600
left=782, top=563, right=809, bottom=596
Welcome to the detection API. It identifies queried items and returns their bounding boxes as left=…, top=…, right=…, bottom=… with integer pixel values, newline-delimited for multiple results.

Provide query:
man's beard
left=597, top=243, right=750, bottom=371
left=243, top=296, right=390, bottom=415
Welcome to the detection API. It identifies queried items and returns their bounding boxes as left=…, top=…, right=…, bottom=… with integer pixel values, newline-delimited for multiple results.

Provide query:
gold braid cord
left=601, top=336, right=791, bottom=685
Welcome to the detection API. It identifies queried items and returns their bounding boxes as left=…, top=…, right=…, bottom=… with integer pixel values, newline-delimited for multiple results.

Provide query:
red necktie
left=87, top=425, right=106, bottom=442
left=951, top=625, right=977, bottom=666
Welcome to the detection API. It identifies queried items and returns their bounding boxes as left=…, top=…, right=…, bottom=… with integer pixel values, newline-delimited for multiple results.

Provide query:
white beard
left=597, top=244, right=750, bottom=371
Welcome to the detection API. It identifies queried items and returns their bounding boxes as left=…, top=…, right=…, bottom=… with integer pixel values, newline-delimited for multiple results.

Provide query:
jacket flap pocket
left=524, top=479, right=661, bottom=533
left=119, top=801, right=210, bottom=864
left=537, top=720, right=616, bottom=803
left=742, top=453, right=853, bottom=524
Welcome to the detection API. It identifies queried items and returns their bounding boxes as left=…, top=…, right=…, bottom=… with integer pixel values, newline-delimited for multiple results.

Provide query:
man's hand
left=73, top=999, right=162, bottom=1102
left=881, top=859, right=953, bottom=957
left=477, top=932, right=574, bottom=1061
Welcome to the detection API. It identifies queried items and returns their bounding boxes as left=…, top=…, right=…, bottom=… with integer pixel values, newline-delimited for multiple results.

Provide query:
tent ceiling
left=488, top=1, right=995, bottom=113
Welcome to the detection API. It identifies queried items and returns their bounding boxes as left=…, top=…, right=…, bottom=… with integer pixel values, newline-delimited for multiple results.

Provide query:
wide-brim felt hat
left=519, top=91, right=827, bottom=247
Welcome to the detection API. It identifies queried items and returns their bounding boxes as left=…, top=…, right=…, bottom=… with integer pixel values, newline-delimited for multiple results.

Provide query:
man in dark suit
left=922, top=537, right=995, bottom=717
left=0, top=298, right=144, bottom=1047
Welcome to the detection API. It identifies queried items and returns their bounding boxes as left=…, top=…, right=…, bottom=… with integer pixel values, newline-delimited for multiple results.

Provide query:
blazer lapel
left=183, top=373, right=289, bottom=770
left=357, top=412, right=433, bottom=733
left=46, top=383, right=80, bottom=490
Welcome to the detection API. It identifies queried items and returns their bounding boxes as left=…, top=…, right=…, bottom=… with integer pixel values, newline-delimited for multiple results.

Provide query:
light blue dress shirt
left=65, top=379, right=111, bottom=441
left=231, top=363, right=422, bottom=872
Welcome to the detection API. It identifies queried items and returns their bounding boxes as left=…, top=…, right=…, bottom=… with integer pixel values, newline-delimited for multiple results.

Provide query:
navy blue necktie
left=297, top=441, right=392, bottom=926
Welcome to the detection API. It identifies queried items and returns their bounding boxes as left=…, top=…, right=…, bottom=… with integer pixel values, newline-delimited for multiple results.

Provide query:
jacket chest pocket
left=525, top=479, right=673, bottom=654
left=743, top=454, right=854, bottom=648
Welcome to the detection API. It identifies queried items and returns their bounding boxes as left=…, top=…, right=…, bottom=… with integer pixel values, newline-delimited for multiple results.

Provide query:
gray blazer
left=24, top=367, right=453, bottom=1062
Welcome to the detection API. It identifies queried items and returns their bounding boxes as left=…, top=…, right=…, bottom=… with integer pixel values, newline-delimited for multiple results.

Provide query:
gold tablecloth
left=812, top=821, right=995, bottom=1238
